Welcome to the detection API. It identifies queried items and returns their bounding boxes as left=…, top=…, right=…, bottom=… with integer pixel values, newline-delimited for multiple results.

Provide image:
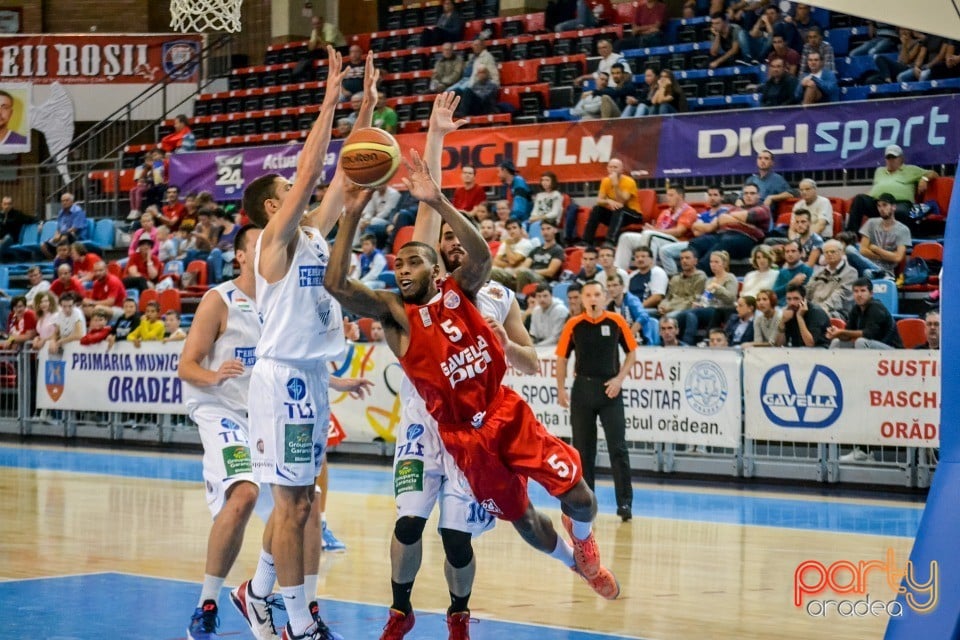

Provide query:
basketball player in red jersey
left=326, top=151, right=620, bottom=601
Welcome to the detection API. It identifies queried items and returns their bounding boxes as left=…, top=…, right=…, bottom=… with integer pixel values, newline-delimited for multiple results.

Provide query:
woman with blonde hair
left=31, top=291, right=59, bottom=351
left=751, top=289, right=782, bottom=347
left=679, top=250, right=738, bottom=344
left=741, top=244, right=779, bottom=298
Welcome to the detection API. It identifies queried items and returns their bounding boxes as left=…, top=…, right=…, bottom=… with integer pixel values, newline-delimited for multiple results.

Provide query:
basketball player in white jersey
left=379, top=93, right=541, bottom=640
left=233, top=49, right=378, bottom=640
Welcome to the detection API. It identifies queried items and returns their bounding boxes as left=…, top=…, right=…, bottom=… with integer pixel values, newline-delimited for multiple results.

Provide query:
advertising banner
left=0, top=82, right=30, bottom=153
left=504, top=347, right=742, bottom=448
left=656, top=95, right=960, bottom=178
left=743, top=349, right=940, bottom=447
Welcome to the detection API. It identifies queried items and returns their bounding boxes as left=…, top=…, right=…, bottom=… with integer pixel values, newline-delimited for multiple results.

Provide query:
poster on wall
left=0, top=82, right=30, bottom=153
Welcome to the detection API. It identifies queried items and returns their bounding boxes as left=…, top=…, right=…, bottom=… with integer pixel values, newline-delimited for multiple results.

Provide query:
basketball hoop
left=170, top=0, right=242, bottom=33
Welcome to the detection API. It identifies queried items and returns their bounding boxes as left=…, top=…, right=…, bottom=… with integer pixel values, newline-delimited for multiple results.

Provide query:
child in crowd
left=80, top=309, right=113, bottom=346
left=108, top=298, right=141, bottom=348
left=49, top=292, right=86, bottom=355
left=127, top=301, right=164, bottom=347
left=157, top=225, right=178, bottom=263
left=162, top=310, right=186, bottom=342
left=52, top=241, right=73, bottom=274
left=71, top=243, right=98, bottom=282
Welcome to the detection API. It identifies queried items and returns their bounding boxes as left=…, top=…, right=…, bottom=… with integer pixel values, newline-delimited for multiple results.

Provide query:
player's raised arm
left=412, top=92, right=467, bottom=254
left=325, top=184, right=397, bottom=320
left=308, top=53, right=381, bottom=235
left=403, top=150, right=490, bottom=297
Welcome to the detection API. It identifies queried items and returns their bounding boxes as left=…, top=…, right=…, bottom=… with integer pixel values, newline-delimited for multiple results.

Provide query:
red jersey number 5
left=441, top=319, right=463, bottom=342
left=548, top=453, right=570, bottom=478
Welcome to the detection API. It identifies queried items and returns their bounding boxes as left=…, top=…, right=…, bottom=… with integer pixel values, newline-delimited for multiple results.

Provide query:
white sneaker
left=839, top=447, right=874, bottom=463
left=230, top=580, right=280, bottom=639
left=127, top=209, right=141, bottom=220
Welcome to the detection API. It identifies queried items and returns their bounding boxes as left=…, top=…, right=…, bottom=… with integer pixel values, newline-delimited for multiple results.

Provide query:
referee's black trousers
left=570, top=376, right=633, bottom=510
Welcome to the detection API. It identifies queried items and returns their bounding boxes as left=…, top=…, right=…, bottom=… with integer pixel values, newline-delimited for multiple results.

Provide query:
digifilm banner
left=656, top=94, right=960, bottom=178
left=743, top=349, right=940, bottom=447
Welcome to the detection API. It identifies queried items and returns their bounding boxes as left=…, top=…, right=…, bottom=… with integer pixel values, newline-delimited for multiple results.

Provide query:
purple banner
left=169, top=140, right=343, bottom=201
left=656, top=95, right=960, bottom=179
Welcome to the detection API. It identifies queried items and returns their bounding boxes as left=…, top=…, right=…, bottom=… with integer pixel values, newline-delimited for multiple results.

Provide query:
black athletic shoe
left=617, top=505, right=632, bottom=522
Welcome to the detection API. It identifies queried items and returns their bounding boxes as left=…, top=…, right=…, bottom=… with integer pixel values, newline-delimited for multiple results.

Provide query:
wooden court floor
left=0, top=443, right=923, bottom=639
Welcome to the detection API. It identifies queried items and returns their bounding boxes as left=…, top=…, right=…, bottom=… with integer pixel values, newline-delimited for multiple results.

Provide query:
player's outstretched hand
left=343, top=316, right=361, bottom=342
left=429, top=92, right=467, bottom=137
left=322, top=47, right=346, bottom=104
left=336, top=377, right=375, bottom=400
left=402, top=149, right=442, bottom=204
left=363, top=51, right=380, bottom=103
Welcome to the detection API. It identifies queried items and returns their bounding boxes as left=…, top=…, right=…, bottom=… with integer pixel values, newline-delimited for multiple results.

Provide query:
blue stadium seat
left=125, top=288, right=139, bottom=305
left=86, top=219, right=115, bottom=252
left=8, top=223, right=39, bottom=259
left=552, top=281, right=572, bottom=306
left=0, top=266, right=9, bottom=292
left=871, top=279, right=898, bottom=316
left=377, top=271, right=397, bottom=288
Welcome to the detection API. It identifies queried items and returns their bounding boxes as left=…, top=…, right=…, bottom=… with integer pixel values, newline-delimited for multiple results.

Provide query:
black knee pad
left=439, top=528, right=474, bottom=569
left=393, top=516, right=427, bottom=545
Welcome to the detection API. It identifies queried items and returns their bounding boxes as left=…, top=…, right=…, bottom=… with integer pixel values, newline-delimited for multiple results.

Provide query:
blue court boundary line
left=0, top=445, right=923, bottom=538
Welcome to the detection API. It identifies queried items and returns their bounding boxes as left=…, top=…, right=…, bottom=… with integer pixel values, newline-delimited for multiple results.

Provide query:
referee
left=556, top=280, right=637, bottom=522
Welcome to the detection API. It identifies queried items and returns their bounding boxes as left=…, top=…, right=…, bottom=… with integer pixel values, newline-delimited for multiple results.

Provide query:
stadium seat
left=563, top=247, right=583, bottom=274
left=552, top=281, right=572, bottom=306
left=186, top=260, right=209, bottom=288
left=159, top=289, right=182, bottom=314
left=392, top=226, right=415, bottom=254
left=897, top=318, right=927, bottom=349
left=108, top=261, right=123, bottom=279
left=357, top=317, right=375, bottom=342
left=139, top=289, right=159, bottom=313
left=923, top=177, right=953, bottom=224
left=87, top=219, right=116, bottom=252
left=7, top=223, right=39, bottom=260
left=125, top=288, right=139, bottom=306
left=829, top=317, right=846, bottom=330
left=871, top=279, right=898, bottom=315
left=900, top=242, right=943, bottom=297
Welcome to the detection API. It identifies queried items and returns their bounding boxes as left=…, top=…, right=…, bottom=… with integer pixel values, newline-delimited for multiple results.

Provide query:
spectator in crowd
left=71, top=243, right=98, bottom=282
left=185, top=208, right=220, bottom=265
left=48, top=292, right=85, bottom=355
left=614, top=183, right=697, bottom=272
left=452, top=38, right=499, bottom=92
left=785, top=3, right=818, bottom=43
left=530, top=172, right=564, bottom=227
left=658, top=316, right=685, bottom=346
left=109, top=298, right=140, bottom=345
left=660, top=185, right=730, bottom=276
left=875, top=29, right=923, bottom=83
left=80, top=308, right=113, bottom=346
left=207, top=209, right=239, bottom=283
left=751, top=289, right=782, bottom=347
left=124, top=237, right=162, bottom=292
left=744, top=150, right=795, bottom=210
left=796, top=51, right=838, bottom=104
left=528, top=283, right=569, bottom=346
left=358, top=234, right=388, bottom=290
left=31, top=291, right=58, bottom=352
left=917, top=311, right=940, bottom=349
left=828, top=278, right=903, bottom=349
left=741, top=244, right=778, bottom=299
left=162, top=310, right=187, bottom=342
left=52, top=241, right=73, bottom=274
left=689, top=184, right=770, bottom=271
left=859, top=193, right=911, bottom=279
left=566, top=282, right=584, bottom=315
left=849, top=22, right=900, bottom=57
left=128, top=150, right=166, bottom=219
left=768, top=209, right=823, bottom=266
left=160, top=114, right=195, bottom=153
left=87, top=260, right=126, bottom=320
left=341, top=45, right=367, bottom=98
left=372, top=93, right=398, bottom=134
left=42, top=193, right=86, bottom=258
left=479, top=218, right=500, bottom=255
left=759, top=57, right=798, bottom=107
left=157, top=226, right=177, bottom=263
left=708, top=12, right=743, bottom=69
left=571, top=71, right=622, bottom=119
left=490, top=218, right=535, bottom=283
left=180, top=192, right=200, bottom=230
left=157, top=187, right=183, bottom=231
left=575, top=38, right=631, bottom=86
left=493, top=199, right=512, bottom=233
left=557, top=2, right=616, bottom=33
left=456, top=64, right=499, bottom=117
left=430, top=42, right=465, bottom=92
left=291, top=15, right=346, bottom=82
left=0, top=195, right=34, bottom=260
left=627, top=246, right=668, bottom=311
left=846, top=146, right=939, bottom=231
left=678, top=250, right=738, bottom=345
left=128, top=209, right=160, bottom=258
left=4, top=295, right=36, bottom=350
left=606, top=272, right=658, bottom=345
left=597, top=243, right=629, bottom=288
left=908, top=33, right=948, bottom=82
left=499, top=161, right=533, bottom=223
left=366, top=319, right=386, bottom=342
left=335, top=92, right=363, bottom=137
left=740, top=5, right=790, bottom=63
left=648, top=69, right=688, bottom=115
left=724, top=296, right=756, bottom=347
left=800, top=25, right=835, bottom=73
left=777, top=283, right=830, bottom=347
left=575, top=246, right=606, bottom=287
left=50, top=264, right=85, bottom=299
left=421, top=0, right=465, bottom=46
left=657, top=247, right=707, bottom=326
left=503, top=219, right=564, bottom=292
left=772, top=240, right=813, bottom=303
left=789, top=178, right=834, bottom=238
left=835, top=230, right=885, bottom=278
left=618, top=0, right=667, bottom=49
left=24, top=266, right=50, bottom=308
left=357, top=183, right=400, bottom=248
left=621, top=66, right=657, bottom=118
left=708, top=327, right=729, bottom=348
left=766, top=33, right=800, bottom=76
left=584, top=158, right=642, bottom=246
left=924, top=39, right=960, bottom=80
left=806, top=239, right=857, bottom=320
left=127, top=301, right=164, bottom=347
left=451, top=165, right=487, bottom=218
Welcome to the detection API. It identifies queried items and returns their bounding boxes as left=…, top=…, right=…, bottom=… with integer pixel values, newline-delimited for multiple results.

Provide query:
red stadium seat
left=393, top=226, right=415, bottom=254
left=829, top=317, right=846, bottom=330
left=897, top=318, right=927, bottom=349
left=357, top=317, right=375, bottom=342
left=139, top=289, right=159, bottom=314
left=563, top=247, right=583, bottom=274
left=159, top=289, right=182, bottom=315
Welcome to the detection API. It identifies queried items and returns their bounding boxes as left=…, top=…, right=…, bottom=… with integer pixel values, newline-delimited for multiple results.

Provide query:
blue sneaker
left=187, top=600, right=220, bottom=640
left=321, top=523, right=346, bottom=553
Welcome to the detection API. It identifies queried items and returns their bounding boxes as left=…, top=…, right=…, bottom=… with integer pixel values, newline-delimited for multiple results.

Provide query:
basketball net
left=170, top=0, right=242, bottom=33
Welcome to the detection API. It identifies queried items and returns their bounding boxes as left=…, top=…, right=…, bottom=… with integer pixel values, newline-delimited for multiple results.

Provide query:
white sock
left=321, top=512, right=327, bottom=526
left=304, top=574, right=319, bottom=601
left=198, top=574, right=225, bottom=606
left=281, top=584, right=314, bottom=636
left=250, top=550, right=276, bottom=599
left=549, top=536, right=575, bottom=568
left=570, top=518, right=593, bottom=541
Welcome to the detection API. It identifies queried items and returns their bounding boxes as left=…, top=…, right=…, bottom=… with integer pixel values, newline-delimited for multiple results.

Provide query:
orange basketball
left=340, top=127, right=402, bottom=187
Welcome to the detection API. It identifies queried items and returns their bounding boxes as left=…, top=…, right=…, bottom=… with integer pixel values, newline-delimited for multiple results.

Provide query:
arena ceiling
left=804, top=0, right=960, bottom=40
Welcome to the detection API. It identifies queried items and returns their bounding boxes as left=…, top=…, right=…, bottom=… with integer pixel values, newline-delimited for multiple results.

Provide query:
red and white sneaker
left=229, top=580, right=280, bottom=640
left=560, top=514, right=601, bottom=578
left=379, top=608, right=415, bottom=639
left=446, top=611, right=474, bottom=640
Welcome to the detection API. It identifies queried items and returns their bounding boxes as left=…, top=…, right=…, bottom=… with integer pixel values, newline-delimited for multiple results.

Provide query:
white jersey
left=184, top=281, right=261, bottom=412
left=254, top=225, right=345, bottom=366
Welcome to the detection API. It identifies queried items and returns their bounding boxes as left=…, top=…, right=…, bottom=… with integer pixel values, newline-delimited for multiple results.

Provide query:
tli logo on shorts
left=286, top=377, right=307, bottom=401
left=283, top=424, right=313, bottom=464
left=406, top=423, right=424, bottom=440
left=760, top=363, right=843, bottom=428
